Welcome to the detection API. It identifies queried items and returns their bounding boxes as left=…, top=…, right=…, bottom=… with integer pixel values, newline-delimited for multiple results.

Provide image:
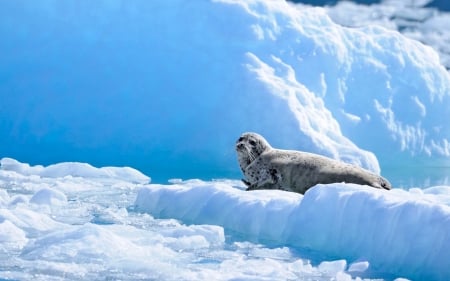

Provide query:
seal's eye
left=249, top=140, right=257, bottom=146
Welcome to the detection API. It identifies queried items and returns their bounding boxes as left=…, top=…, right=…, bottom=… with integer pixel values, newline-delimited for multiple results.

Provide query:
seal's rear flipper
left=381, top=178, right=392, bottom=190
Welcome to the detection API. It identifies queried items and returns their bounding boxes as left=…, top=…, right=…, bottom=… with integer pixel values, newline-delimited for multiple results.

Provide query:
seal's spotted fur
left=236, top=132, right=391, bottom=194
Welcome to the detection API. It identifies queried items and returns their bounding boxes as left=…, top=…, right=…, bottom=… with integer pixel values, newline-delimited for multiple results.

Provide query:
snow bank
left=135, top=181, right=450, bottom=280
left=0, top=157, right=150, bottom=184
left=1, top=0, right=449, bottom=179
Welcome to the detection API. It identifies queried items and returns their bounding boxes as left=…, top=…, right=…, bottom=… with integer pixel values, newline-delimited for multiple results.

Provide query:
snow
left=135, top=180, right=450, bottom=280
left=325, top=0, right=450, bottom=69
left=1, top=0, right=450, bottom=182
left=1, top=157, right=450, bottom=280
left=348, top=261, right=370, bottom=273
left=29, top=188, right=67, bottom=206
left=0, top=158, right=381, bottom=280
left=0, top=158, right=150, bottom=184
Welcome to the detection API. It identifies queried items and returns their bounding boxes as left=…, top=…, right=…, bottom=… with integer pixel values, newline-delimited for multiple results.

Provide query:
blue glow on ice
left=1, top=0, right=450, bottom=184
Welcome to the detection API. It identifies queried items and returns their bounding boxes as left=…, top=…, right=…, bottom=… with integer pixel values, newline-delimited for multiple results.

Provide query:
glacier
left=1, top=0, right=450, bottom=182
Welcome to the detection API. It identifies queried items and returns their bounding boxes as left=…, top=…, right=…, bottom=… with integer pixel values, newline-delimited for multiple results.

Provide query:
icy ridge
left=135, top=182, right=450, bottom=280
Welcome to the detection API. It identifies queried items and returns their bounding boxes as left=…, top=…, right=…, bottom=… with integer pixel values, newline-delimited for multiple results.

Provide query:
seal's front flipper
left=242, top=179, right=251, bottom=187
left=246, top=168, right=280, bottom=191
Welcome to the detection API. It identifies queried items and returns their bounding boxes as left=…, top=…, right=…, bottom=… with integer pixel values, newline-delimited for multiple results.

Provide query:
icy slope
left=1, top=0, right=450, bottom=179
left=136, top=181, right=450, bottom=281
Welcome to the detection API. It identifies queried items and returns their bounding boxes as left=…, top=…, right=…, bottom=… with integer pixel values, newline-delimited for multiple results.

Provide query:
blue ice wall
left=1, top=1, right=450, bottom=182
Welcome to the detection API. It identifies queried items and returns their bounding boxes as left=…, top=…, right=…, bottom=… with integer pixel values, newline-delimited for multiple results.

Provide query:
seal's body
left=236, top=132, right=391, bottom=194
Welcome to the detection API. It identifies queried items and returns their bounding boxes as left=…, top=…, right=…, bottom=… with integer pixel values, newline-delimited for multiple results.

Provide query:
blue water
left=383, top=166, right=450, bottom=188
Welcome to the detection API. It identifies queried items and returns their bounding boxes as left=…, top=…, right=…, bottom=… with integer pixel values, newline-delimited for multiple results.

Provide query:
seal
left=236, top=132, right=391, bottom=194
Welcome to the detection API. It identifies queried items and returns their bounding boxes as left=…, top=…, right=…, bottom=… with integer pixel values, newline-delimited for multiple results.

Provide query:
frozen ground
left=1, top=158, right=450, bottom=281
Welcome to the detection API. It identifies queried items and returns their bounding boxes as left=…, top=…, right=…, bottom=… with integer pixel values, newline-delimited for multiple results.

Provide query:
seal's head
left=235, top=132, right=272, bottom=170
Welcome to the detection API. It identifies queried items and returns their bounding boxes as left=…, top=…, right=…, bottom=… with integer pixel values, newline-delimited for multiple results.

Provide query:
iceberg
left=1, top=0, right=449, bottom=182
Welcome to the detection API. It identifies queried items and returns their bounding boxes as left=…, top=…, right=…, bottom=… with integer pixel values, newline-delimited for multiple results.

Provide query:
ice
left=0, top=157, right=45, bottom=176
left=0, top=158, right=150, bottom=184
left=0, top=220, right=28, bottom=250
left=325, top=0, right=450, bottom=69
left=348, top=261, right=370, bottom=273
left=1, top=0, right=450, bottom=182
left=0, top=189, right=9, bottom=206
left=318, top=260, right=347, bottom=275
left=2, top=158, right=394, bottom=281
left=29, top=188, right=67, bottom=206
left=135, top=180, right=450, bottom=280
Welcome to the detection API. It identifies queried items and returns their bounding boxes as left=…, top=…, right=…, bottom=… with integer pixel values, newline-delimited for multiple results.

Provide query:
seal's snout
left=236, top=136, right=247, bottom=151
left=236, top=142, right=246, bottom=151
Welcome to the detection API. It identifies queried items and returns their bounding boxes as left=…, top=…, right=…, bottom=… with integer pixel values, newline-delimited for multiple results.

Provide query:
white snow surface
left=2, top=158, right=449, bottom=281
left=0, top=158, right=150, bottom=184
left=136, top=180, right=450, bottom=281
left=1, top=0, right=450, bottom=179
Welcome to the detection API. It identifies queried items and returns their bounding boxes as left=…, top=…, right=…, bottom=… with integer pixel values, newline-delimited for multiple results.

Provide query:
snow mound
left=0, top=220, right=28, bottom=250
left=29, top=188, right=67, bottom=205
left=135, top=181, right=450, bottom=280
left=0, top=158, right=150, bottom=184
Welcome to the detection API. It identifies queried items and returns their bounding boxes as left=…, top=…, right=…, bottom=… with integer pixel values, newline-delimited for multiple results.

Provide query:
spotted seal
left=236, top=132, right=391, bottom=194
